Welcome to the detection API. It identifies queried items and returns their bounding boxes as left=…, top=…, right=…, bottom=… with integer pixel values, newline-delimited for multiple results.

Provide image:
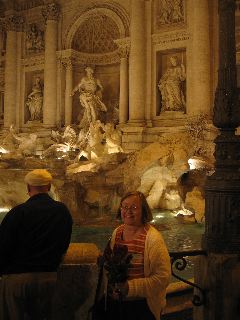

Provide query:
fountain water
left=0, top=122, right=213, bottom=286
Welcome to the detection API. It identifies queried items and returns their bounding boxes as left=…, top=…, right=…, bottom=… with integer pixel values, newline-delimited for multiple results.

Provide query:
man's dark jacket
left=0, top=193, right=73, bottom=275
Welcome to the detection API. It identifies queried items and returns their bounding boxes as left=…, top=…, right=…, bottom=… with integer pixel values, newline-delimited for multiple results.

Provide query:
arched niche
left=63, top=4, right=129, bottom=125
left=64, top=5, right=129, bottom=51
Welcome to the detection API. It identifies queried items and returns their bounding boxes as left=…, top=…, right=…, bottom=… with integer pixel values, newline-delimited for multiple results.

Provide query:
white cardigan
left=110, top=224, right=171, bottom=320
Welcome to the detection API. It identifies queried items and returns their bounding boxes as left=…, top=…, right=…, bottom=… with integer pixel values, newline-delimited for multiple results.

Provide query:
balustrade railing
left=169, top=249, right=207, bottom=306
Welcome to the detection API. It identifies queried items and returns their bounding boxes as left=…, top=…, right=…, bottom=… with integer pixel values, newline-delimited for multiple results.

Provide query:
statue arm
left=70, top=83, right=80, bottom=97
left=96, top=79, right=103, bottom=92
left=180, top=64, right=186, bottom=80
left=28, top=91, right=34, bottom=98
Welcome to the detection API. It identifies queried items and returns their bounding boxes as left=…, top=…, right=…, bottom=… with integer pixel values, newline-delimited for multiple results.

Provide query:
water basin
left=71, top=210, right=204, bottom=282
left=0, top=209, right=204, bottom=282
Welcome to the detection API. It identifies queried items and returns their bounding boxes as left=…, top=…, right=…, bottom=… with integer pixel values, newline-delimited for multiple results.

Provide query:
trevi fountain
left=0, top=0, right=240, bottom=318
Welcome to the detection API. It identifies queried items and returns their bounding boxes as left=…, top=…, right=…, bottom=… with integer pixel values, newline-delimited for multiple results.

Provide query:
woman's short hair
left=116, top=191, right=153, bottom=223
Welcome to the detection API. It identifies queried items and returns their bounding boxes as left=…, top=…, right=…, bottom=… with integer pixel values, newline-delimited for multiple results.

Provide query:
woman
left=97, top=191, right=171, bottom=320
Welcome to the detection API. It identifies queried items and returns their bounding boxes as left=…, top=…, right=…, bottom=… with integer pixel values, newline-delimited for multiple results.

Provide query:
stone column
left=42, top=3, right=60, bottom=128
left=115, top=38, right=130, bottom=124
left=4, top=14, right=24, bottom=128
left=0, top=27, right=4, bottom=56
left=15, top=28, right=24, bottom=129
left=128, top=0, right=146, bottom=124
left=195, top=1, right=240, bottom=320
left=189, top=0, right=211, bottom=115
left=145, top=0, right=152, bottom=126
left=56, top=58, right=62, bottom=127
left=64, top=59, right=73, bottom=126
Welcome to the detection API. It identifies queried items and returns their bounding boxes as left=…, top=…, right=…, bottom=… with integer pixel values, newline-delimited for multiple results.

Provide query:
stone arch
left=64, top=3, right=129, bottom=51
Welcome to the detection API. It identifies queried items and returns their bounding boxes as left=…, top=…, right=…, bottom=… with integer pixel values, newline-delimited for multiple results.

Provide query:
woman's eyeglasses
left=120, top=205, right=138, bottom=212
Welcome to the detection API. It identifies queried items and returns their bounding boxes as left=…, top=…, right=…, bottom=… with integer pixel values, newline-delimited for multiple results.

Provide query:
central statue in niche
left=71, top=67, right=107, bottom=129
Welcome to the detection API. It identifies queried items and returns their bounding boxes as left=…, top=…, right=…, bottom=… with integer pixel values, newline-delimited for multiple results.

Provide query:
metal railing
left=169, top=249, right=207, bottom=306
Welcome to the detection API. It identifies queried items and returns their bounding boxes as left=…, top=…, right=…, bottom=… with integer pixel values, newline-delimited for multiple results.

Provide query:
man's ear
left=27, top=184, right=31, bottom=193
left=48, top=183, right=51, bottom=192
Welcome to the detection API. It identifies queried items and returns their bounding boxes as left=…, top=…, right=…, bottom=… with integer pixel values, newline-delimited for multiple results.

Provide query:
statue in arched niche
left=70, top=67, right=107, bottom=130
left=26, top=76, right=43, bottom=121
left=158, top=55, right=186, bottom=112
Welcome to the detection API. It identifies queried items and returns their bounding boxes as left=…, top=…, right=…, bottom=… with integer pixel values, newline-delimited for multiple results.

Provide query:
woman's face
left=121, top=194, right=143, bottom=227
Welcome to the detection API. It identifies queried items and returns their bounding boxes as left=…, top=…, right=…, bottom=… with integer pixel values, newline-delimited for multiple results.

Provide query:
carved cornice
left=114, top=37, right=130, bottom=58
left=152, top=30, right=190, bottom=45
left=17, top=1, right=44, bottom=11
left=42, top=3, right=60, bottom=21
left=57, top=49, right=120, bottom=66
left=5, top=14, right=25, bottom=32
left=22, top=54, right=44, bottom=67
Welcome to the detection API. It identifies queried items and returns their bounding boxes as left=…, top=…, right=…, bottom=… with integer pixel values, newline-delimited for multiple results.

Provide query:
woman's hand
left=113, top=282, right=129, bottom=300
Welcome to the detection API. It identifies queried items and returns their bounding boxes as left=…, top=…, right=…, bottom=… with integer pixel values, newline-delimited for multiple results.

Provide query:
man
left=0, top=169, right=73, bottom=320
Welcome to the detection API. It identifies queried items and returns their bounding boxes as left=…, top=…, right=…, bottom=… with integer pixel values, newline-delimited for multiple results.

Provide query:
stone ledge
left=63, top=243, right=100, bottom=264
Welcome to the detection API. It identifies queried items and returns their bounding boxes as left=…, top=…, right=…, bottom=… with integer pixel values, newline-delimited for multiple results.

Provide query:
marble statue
left=16, top=133, right=38, bottom=156
left=0, top=125, right=38, bottom=157
left=62, top=125, right=77, bottom=148
left=70, top=67, right=107, bottom=129
left=158, top=55, right=186, bottom=112
left=76, top=121, right=123, bottom=160
left=0, top=124, right=18, bottom=153
left=26, top=77, right=43, bottom=121
left=43, top=126, right=78, bottom=158
left=26, top=24, right=44, bottom=52
left=86, top=120, right=105, bottom=159
left=103, top=123, right=123, bottom=154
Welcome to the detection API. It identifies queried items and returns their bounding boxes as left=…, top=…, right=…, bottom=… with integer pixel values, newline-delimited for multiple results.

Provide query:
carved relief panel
left=156, top=50, right=186, bottom=115
left=154, top=0, right=186, bottom=32
left=156, top=0, right=185, bottom=29
left=25, top=23, right=44, bottom=55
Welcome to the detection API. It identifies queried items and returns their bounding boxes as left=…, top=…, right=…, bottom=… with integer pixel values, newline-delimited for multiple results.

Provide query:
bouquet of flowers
left=103, top=241, right=133, bottom=285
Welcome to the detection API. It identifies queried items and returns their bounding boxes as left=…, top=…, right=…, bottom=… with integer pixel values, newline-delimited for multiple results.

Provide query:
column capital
left=5, top=14, right=25, bottom=32
left=42, top=3, right=60, bottom=21
left=62, top=58, right=73, bottom=69
left=114, top=37, right=130, bottom=59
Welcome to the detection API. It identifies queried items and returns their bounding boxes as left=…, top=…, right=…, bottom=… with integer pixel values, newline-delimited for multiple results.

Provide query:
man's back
left=0, top=193, right=72, bottom=275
